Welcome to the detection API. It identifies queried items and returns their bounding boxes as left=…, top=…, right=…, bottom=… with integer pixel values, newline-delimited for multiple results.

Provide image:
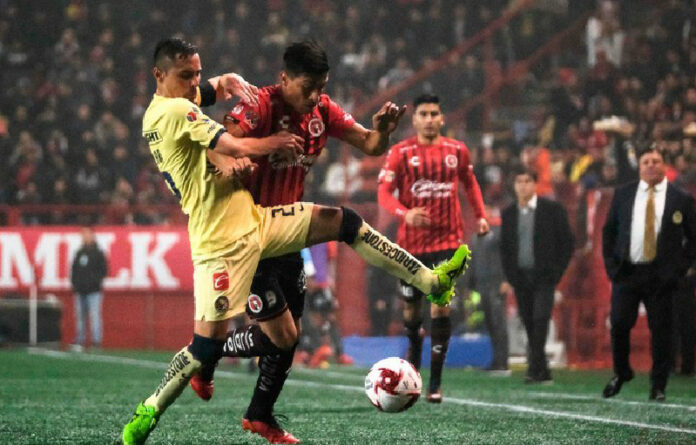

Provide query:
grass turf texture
left=1, top=348, right=696, bottom=444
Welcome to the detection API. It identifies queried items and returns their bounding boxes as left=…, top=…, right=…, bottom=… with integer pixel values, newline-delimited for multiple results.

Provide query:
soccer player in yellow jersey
left=123, top=38, right=470, bottom=445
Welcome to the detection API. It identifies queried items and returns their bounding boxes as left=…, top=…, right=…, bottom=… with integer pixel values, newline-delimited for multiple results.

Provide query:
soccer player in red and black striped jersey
left=378, top=94, right=489, bottom=403
left=195, top=40, right=408, bottom=444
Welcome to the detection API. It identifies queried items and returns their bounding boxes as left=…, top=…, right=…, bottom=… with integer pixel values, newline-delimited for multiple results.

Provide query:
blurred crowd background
left=5, top=0, right=696, bottom=225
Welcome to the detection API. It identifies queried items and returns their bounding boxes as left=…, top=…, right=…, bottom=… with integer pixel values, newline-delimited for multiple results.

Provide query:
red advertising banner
left=0, top=226, right=193, bottom=292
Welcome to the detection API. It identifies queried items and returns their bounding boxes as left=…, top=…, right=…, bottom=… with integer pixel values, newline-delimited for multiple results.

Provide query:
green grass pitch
left=1, top=348, right=696, bottom=444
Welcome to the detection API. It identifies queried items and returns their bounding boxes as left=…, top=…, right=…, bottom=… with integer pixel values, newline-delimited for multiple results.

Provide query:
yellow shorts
left=193, top=202, right=313, bottom=321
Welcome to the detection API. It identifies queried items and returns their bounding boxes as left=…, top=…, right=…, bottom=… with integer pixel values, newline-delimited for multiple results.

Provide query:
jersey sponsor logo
left=231, top=103, right=244, bottom=115
left=343, top=112, right=353, bottom=121
left=248, top=294, right=263, bottom=313
left=409, top=156, right=421, bottom=167
left=223, top=328, right=255, bottom=354
left=279, top=115, right=290, bottom=130
left=245, top=110, right=259, bottom=129
left=411, top=179, right=454, bottom=198
left=213, top=272, right=229, bottom=291
left=445, top=154, right=458, bottom=168
left=308, top=117, right=325, bottom=137
left=268, top=152, right=317, bottom=171
left=186, top=110, right=197, bottom=122
left=143, top=129, right=162, bottom=145
left=214, top=295, right=229, bottom=313
left=360, top=229, right=422, bottom=275
left=432, top=345, right=443, bottom=354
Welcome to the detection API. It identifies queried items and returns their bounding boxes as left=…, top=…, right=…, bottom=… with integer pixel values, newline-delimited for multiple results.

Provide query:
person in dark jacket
left=501, top=168, right=574, bottom=383
left=469, top=205, right=510, bottom=375
left=602, top=146, right=696, bottom=401
left=71, top=226, right=107, bottom=350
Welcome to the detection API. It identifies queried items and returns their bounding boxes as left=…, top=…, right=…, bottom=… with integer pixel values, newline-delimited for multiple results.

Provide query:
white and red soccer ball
left=364, top=357, right=422, bottom=413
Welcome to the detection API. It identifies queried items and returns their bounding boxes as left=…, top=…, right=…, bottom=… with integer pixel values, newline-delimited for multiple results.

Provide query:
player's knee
left=188, top=334, right=224, bottom=365
left=268, top=326, right=299, bottom=351
left=338, top=206, right=363, bottom=244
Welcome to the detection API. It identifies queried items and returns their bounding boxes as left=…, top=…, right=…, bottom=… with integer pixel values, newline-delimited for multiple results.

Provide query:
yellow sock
left=350, top=222, right=438, bottom=294
left=144, top=347, right=201, bottom=413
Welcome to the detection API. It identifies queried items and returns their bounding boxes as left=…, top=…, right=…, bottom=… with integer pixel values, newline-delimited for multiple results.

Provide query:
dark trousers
left=672, top=277, right=696, bottom=374
left=513, top=274, right=555, bottom=378
left=480, top=282, right=509, bottom=368
left=610, top=266, right=674, bottom=390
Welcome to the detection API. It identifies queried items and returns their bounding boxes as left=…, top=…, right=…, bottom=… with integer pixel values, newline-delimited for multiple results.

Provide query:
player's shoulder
left=392, top=136, right=419, bottom=153
left=440, top=136, right=468, bottom=151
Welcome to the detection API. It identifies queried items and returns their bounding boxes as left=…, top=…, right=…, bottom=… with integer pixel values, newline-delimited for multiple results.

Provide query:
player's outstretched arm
left=214, top=131, right=304, bottom=158
left=341, top=102, right=406, bottom=156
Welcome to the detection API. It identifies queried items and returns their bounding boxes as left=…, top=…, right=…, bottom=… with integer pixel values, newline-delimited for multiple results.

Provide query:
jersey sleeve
left=457, top=144, right=486, bottom=219
left=224, top=94, right=269, bottom=137
left=326, top=97, right=356, bottom=138
left=170, top=100, right=225, bottom=149
left=377, top=146, right=408, bottom=219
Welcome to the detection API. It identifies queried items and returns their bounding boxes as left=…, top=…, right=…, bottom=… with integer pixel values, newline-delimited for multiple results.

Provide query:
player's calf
left=331, top=206, right=445, bottom=295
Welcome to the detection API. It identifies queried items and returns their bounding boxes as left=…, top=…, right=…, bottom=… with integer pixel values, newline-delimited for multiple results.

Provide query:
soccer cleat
left=336, top=353, right=354, bottom=366
left=122, top=402, right=160, bottom=445
left=426, top=389, right=442, bottom=404
left=189, top=374, right=214, bottom=401
left=427, top=244, right=471, bottom=306
left=242, top=417, right=300, bottom=444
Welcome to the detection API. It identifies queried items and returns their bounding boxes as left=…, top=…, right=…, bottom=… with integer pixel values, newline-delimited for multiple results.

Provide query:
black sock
left=405, top=319, right=424, bottom=370
left=189, top=334, right=225, bottom=381
left=245, top=344, right=296, bottom=420
left=221, top=324, right=284, bottom=358
left=328, top=322, right=343, bottom=357
left=429, top=317, right=451, bottom=392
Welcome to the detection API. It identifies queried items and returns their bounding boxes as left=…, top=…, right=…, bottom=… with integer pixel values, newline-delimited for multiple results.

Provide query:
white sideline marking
left=529, top=391, right=696, bottom=412
left=28, top=348, right=696, bottom=435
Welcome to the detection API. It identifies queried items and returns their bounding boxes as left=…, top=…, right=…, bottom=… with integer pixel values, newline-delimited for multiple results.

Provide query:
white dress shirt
left=518, top=194, right=538, bottom=214
left=630, top=177, right=667, bottom=263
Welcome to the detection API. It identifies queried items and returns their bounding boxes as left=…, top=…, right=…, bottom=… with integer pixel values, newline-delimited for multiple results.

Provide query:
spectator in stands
left=70, top=226, right=108, bottom=351
left=501, top=168, right=573, bottom=384
left=586, top=0, right=625, bottom=68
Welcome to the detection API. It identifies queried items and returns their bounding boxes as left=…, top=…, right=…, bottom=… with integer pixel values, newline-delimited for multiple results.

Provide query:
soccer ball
left=364, top=357, right=421, bottom=412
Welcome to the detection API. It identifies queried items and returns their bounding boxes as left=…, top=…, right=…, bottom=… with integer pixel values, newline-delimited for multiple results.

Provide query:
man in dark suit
left=602, top=146, right=696, bottom=401
left=501, top=169, right=574, bottom=383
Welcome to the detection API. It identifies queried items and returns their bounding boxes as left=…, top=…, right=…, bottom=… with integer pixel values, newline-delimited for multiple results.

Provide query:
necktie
left=643, top=186, right=656, bottom=261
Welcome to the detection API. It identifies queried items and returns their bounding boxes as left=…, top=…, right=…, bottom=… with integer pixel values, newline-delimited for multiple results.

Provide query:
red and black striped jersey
left=377, top=136, right=486, bottom=255
left=225, top=85, right=355, bottom=206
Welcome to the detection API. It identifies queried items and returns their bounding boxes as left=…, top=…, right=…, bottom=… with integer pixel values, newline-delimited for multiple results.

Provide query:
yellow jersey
left=142, top=94, right=260, bottom=260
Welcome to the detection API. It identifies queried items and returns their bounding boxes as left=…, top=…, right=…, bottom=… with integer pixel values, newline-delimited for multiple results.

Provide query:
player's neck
left=417, top=134, right=441, bottom=146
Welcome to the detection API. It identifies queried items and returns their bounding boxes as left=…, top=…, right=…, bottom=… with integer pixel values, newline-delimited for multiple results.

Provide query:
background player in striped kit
left=378, top=94, right=489, bottom=403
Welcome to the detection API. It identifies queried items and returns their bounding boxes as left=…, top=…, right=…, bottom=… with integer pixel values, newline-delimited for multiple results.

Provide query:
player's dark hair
left=283, top=40, right=329, bottom=77
left=153, top=38, right=197, bottom=70
left=413, top=94, right=440, bottom=109
left=512, top=166, right=538, bottom=182
left=638, top=144, right=665, bottom=161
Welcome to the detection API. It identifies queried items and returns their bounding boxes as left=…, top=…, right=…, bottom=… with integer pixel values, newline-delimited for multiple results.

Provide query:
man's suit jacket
left=602, top=181, right=696, bottom=284
left=500, top=197, right=574, bottom=288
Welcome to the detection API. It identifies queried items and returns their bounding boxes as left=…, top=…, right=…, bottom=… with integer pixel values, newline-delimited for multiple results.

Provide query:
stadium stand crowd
left=1, top=0, right=695, bottom=226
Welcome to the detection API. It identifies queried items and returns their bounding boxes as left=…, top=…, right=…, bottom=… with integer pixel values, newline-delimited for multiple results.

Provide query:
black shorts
left=399, top=249, right=456, bottom=303
left=246, top=252, right=306, bottom=321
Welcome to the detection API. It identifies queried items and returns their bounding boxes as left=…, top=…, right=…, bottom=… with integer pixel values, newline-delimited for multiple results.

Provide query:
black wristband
left=199, top=81, right=217, bottom=107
